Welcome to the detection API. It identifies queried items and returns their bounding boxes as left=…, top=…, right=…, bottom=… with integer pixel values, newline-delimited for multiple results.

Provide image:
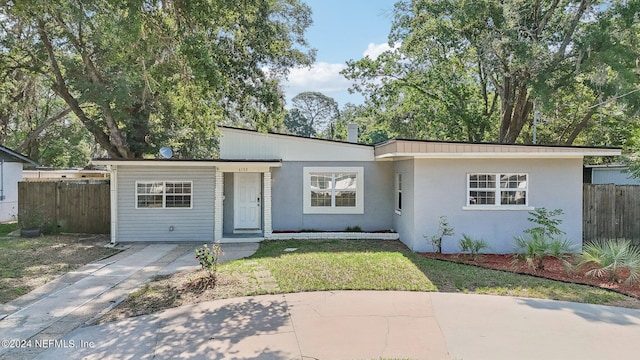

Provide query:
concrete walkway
left=0, top=242, right=259, bottom=360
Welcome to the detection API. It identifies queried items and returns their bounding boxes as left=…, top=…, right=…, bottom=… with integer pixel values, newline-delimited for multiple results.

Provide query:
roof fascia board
left=375, top=152, right=617, bottom=160
left=92, top=160, right=282, bottom=168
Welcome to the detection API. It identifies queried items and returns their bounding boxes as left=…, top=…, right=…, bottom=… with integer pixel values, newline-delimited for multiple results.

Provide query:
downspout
left=0, top=159, right=4, bottom=201
left=109, top=165, right=118, bottom=244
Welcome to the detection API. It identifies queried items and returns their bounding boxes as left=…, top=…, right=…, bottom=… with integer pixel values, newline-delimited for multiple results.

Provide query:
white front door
left=234, top=173, right=261, bottom=231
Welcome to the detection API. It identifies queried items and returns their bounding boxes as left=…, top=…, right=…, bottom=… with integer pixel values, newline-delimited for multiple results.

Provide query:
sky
left=281, top=0, right=398, bottom=108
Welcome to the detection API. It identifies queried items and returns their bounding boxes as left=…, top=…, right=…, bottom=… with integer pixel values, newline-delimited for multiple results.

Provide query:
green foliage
left=524, top=208, right=565, bottom=239
left=514, top=208, right=575, bottom=270
left=342, top=0, right=640, bottom=145
left=514, top=234, right=575, bottom=271
left=195, top=243, right=222, bottom=287
left=459, top=234, right=489, bottom=257
left=1, top=0, right=315, bottom=158
left=290, top=92, right=340, bottom=136
left=18, top=207, right=46, bottom=229
left=344, top=225, right=362, bottom=232
left=424, top=216, right=454, bottom=253
left=576, top=239, right=640, bottom=284
left=284, top=108, right=315, bottom=137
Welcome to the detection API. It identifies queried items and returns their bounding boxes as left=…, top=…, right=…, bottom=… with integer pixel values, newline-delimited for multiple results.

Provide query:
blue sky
left=282, top=0, right=398, bottom=108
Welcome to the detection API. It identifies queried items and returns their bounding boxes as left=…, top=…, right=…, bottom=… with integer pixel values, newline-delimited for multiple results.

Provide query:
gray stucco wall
left=393, top=160, right=416, bottom=250
left=409, top=158, right=583, bottom=253
left=271, top=161, right=394, bottom=231
left=116, top=166, right=215, bottom=242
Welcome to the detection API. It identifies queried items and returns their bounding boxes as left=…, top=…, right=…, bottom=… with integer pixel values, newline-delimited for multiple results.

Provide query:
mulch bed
left=420, top=253, right=640, bottom=298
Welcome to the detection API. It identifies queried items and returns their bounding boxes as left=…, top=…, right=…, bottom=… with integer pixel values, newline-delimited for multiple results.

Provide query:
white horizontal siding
left=592, top=168, right=640, bottom=185
left=220, top=128, right=374, bottom=162
left=117, top=166, right=215, bottom=242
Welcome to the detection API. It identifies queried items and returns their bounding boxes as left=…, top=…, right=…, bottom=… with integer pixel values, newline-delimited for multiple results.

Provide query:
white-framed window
left=466, top=173, right=529, bottom=208
left=303, top=167, right=364, bottom=214
left=136, top=181, right=193, bottom=209
left=395, top=173, right=402, bottom=215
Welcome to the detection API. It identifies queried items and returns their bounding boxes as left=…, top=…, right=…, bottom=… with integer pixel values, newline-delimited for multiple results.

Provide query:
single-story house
left=93, top=126, right=620, bottom=253
left=583, top=164, right=640, bottom=185
left=0, top=145, right=37, bottom=223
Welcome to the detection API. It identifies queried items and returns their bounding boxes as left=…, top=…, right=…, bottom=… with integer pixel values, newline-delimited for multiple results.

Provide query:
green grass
left=106, top=239, right=635, bottom=322
left=0, top=223, right=18, bottom=236
left=224, top=240, right=625, bottom=304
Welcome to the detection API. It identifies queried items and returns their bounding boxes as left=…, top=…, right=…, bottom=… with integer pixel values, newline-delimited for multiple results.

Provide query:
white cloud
left=362, top=42, right=400, bottom=60
left=282, top=62, right=353, bottom=106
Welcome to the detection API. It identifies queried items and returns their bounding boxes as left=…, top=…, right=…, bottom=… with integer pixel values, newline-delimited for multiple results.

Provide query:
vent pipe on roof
left=347, top=123, right=358, bottom=143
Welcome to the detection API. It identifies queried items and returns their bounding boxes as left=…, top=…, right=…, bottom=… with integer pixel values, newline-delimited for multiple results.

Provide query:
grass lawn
left=100, top=239, right=640, bottom=323
left=0, top=233, right=120, bottom=303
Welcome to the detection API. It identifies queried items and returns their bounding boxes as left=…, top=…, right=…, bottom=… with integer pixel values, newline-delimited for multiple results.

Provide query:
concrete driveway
left=33, top=291, right=640, bottom=360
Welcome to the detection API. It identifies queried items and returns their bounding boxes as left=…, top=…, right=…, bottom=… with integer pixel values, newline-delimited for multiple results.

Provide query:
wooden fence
left=583, top=184, right=640, bottom=245
left=18, top=181, right=110, bottom=234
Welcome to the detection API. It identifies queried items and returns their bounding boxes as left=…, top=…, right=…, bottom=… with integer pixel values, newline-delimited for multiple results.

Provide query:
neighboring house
left=0, top=145, right=37, bottom=223
left=93, top=126, right=620, bottom=253
left=583, top=164, right=640, bottom=185
left=23, top=169, right=109, bottom=182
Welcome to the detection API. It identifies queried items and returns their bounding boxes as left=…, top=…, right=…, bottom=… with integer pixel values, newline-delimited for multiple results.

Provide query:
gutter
left=109, top=165, right=118, bottom=244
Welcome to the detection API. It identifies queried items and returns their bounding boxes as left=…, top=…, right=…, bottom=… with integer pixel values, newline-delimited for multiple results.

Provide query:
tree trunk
left=565, top=107, right=597, bottom=145
left=498, top=76, right=533, bottom=143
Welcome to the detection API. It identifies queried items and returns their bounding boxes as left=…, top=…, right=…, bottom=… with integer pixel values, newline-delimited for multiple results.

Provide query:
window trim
left=464, top=173, right=533, bottom=211
left=303, top=167, right=364, bottom=214
left=395, top=173, right=402, bottom=215
left=135, top=181, right=193, bottom=209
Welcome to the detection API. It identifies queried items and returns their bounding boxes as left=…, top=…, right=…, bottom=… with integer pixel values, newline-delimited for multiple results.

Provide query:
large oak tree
left=343, top=0, right=640, bottom=144
left=1, top=0, right=315, bottom=158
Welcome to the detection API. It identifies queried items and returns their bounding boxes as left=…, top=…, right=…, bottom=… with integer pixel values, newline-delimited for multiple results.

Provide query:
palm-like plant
left=575, top=240, right=640, bottom=284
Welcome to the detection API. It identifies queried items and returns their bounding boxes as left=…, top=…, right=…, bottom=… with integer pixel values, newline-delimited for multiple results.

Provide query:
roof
left=219, top=125, right=373, bottom=147
left=0, top=145, right=37, bottom=165
left=92, top=158, right=281, bottom=166
left=374, top=139, right=621, bottom=159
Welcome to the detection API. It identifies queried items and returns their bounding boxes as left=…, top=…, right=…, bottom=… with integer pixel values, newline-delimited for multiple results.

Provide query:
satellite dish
left=159, top=147, right=173, bottom=159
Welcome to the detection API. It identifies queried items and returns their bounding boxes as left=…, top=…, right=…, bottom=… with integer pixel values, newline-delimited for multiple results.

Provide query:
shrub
left=513, top=208, right=574, bottom=271
left=345, top=225, right=362, bottom=232
left=424, top=216, right=454, bottom=253
left=514, top=233, right=575, bottom=271
left=459, top=234, right=489, bottom=258
left=575, top=239, right=640, bottom=284
left=195, top=243, right=222, bottom=288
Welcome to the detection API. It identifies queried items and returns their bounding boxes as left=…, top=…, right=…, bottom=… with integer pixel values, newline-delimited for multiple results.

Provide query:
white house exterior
left=585, top=164, right=640, bottom=185
left=93, top=127, right=620, bottom=253
left=0, top=146, right=37, bottom=223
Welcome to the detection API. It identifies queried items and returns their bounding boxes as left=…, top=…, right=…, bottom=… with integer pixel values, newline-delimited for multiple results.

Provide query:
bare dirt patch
left=0, top=234, right=119, bottom=303
left=421, top=253, right=640, bottom=299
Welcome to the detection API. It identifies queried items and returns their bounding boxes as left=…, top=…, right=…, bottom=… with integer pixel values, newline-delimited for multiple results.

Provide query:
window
left=467, top=173, right=528, bottom=207
left=395, top=173, right=402, bottom=215
left=136, top=181, right=192, bottom=209
left=303, top=167, right=364, bottom=214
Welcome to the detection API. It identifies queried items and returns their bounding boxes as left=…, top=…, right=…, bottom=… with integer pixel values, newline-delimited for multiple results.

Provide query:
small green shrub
left=345, top=225, right=362, bottom=232
left=513, top=208, right=574, bottom=271
left=575, top=239, right=640, bottom=284
left=424, top=216, right=454, bottom=253
left=195, top=243, right=222, bottom=287
left=514, top=234, right=575, bottom=270
left=459, top=234, right=489, bottom=257
left=525, top=208, right=565, bottom=238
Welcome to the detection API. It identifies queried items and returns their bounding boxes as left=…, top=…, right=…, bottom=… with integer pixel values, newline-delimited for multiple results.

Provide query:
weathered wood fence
left=18, top=181, right=110, bottom=234
left=583, top=184, right=640, bottom=245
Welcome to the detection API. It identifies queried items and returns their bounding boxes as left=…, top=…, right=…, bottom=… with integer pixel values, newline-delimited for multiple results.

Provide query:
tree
left=290, top=92, right=339, bottom=136
left=1, top=0, right=315, bottom=158
left=343, top=0, right=640, bottom=144
left=284, top=108, right=315, bottom=137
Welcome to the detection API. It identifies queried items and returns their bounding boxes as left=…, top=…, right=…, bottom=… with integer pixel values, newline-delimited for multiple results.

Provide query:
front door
left=234, top=173, right=261, bottom=231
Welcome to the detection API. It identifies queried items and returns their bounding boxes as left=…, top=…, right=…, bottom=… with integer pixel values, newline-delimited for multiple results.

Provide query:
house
left=93, top=126, right=620, bottom=253
left=583, top=164, right=640, bottom=185
left=0, top=145, right=37, bottom=223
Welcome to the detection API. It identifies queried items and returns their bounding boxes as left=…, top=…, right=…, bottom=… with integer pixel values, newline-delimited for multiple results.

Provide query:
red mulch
left=420, top=253, right=640, bottom=298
